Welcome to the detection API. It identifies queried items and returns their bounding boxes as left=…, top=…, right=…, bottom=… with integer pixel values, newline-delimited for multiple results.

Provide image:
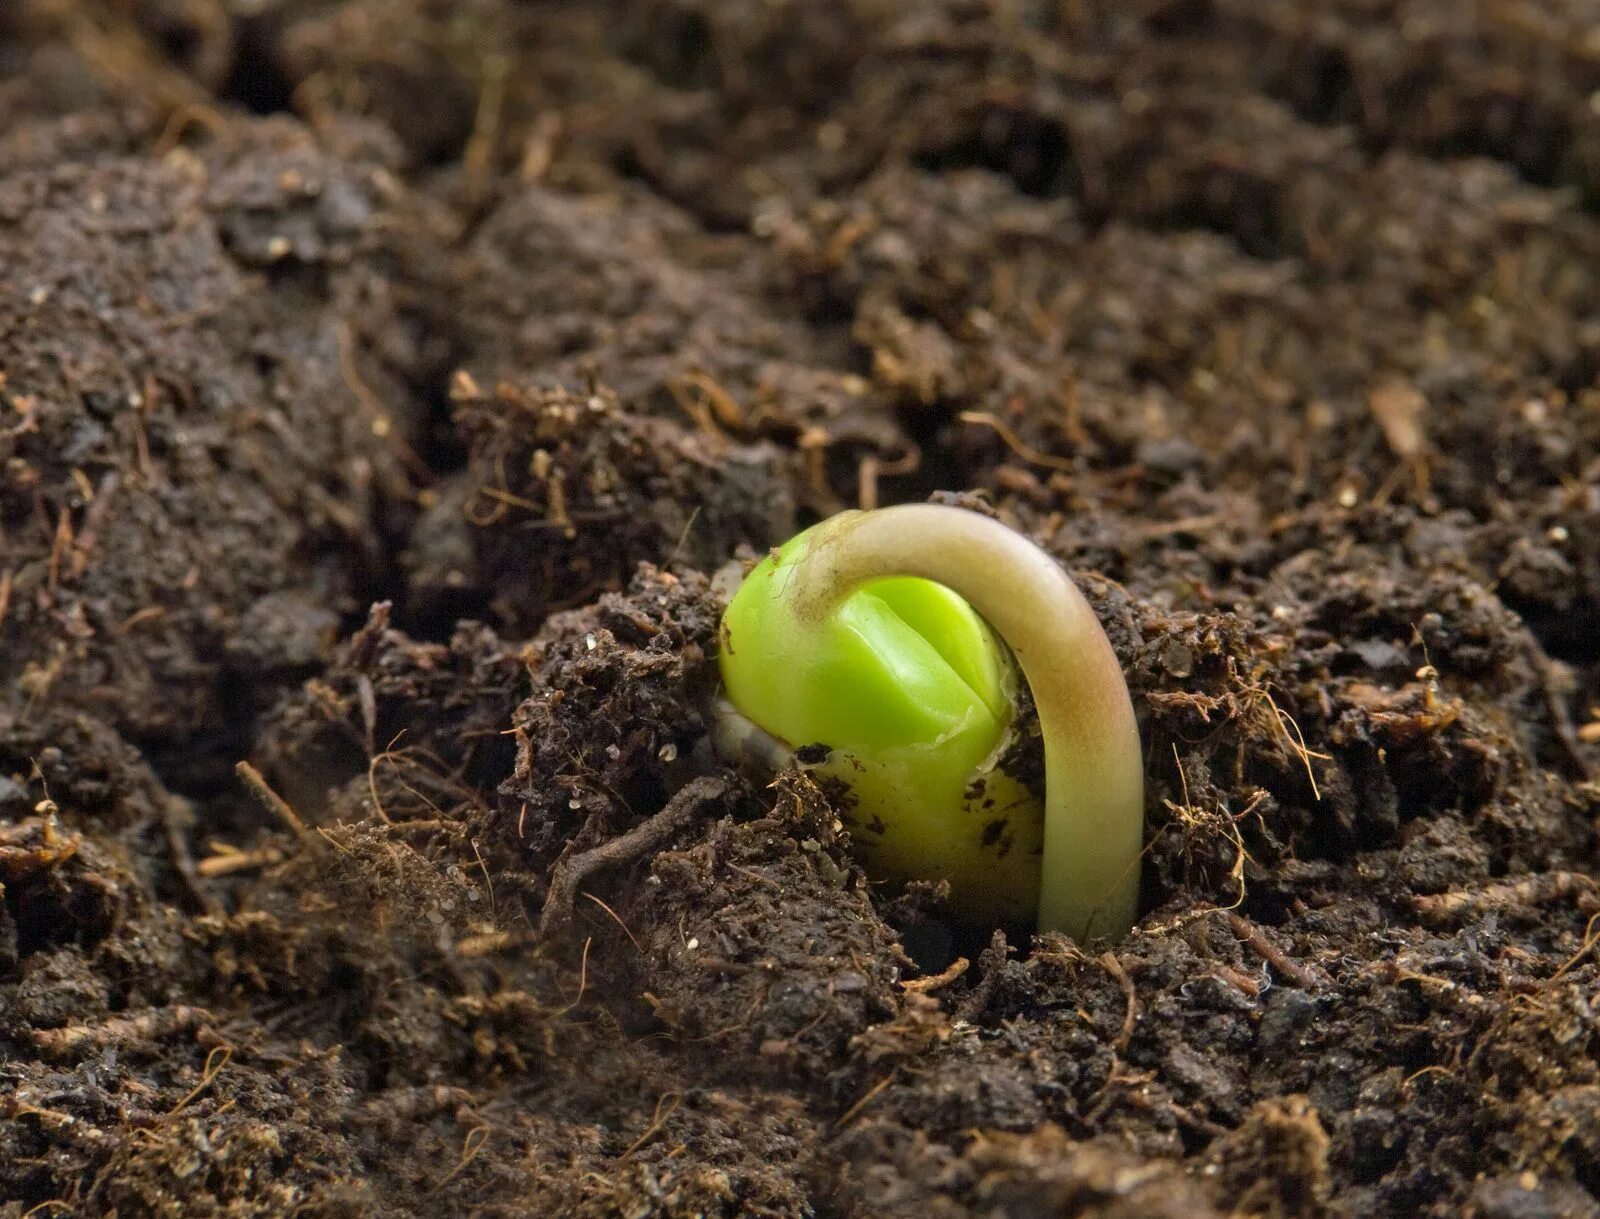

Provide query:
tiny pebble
left=1159, top=640, right=1194, bottom=678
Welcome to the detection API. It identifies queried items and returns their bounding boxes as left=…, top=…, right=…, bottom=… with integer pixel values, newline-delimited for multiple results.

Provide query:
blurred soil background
left=2, top=1, right=1600, bottom=1215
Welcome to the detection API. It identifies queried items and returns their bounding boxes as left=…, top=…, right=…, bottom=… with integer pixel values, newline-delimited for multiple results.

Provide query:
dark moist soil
left=3, top=2, right=1600, bottom=1216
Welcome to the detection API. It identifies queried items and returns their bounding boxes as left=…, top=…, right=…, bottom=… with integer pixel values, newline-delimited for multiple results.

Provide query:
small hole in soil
left=1158, top=171, right=1284, bottom=261
left=157, top=24, right=203, bottom=67
left=105, top=980, right=133, bottom=1014
left=137, top=670, right=310, bottom=823
left=1292, top=45, right=1358, bottom=125
left=11, top=1175, right=64, bottom=1214
left=218, top=18, right=295, bottom=116
left=416, top=366, right=469, bottom=478
left=915, top=107, right=1080, bottom=200
left=896, top=920, right=959, bottom=974
left=882, top=405, right=975, bottom=504
left=611, top=146, right=753, bottom=235
left=1143, top=0, right=1214, bottom=36
left=627, top=6, right=715, bottom=91
left=1511, top=602, right=1600, bottom=668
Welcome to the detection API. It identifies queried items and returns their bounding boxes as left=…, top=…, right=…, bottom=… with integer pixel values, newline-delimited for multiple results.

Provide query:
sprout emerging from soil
left=715, top=504, right=1143, bottom=941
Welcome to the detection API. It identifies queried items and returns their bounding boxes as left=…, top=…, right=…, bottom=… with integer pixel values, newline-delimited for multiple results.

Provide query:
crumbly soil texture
left=3, top=2, right=1600, bottom=1216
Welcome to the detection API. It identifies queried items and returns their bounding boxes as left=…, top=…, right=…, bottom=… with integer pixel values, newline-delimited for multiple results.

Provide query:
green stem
left=786, top=504, right=1143, bottom=941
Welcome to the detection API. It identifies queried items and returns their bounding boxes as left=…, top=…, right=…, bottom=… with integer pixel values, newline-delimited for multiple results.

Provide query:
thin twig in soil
left=1082, top=1065, right=1157, bottom=1126
left=670, top=370, right=746, bottom=433
left=1529, top=636, right=1597, bottom=780
left=196, top=845, right=284, bottom=877
left=31, top=1006, right=214, bottom=1059
left=620, top=1092, right=681, bottom=1159
left=1402, top=1063, right=1456, bottom=1091
left=45, top=508, right=72, bottom=597
left=1411, top=871, right=1600, bottom=927
left=1261, top=688, right=1328, bottom=800
left=153, top=101, right=228, bottom=153
left=955, top=929, right=1010, bottom=1023
left=1123, top=512, right=1230, bottom=542
left=464, top=54, right=509, bottom=201
left=539, top=775, right=730, bottom=936
left=472, top=836, right=495, bottom=917
left=115, top=605, right=165, bottom=634
left=857, top=445, right=920, bottom=512
left=235, top=760, right=310, bottom=838
left=358, top=678, right=379, bottom=758
left=834, top=1071, right=897, bottom=1130
left=165, top=1044, right=232, bottom=1121
left=455, top=930, right=527, bottom=957
left=959, top=410, right=1076, bottom=472
left=1212, top=962, right=1264, bottom=999
left=160, top=797, right=220, bottom=916
left=583, top=891, right=643, bottom=953
left=901, top=956, right=970, bottom=994
left=68, top=471, right=118, bottom=580
left=426, top=1125, right=491, bottom=1197
left=1549, top=911, right=1600, bottom=984
left=2, top=1095, right=111, bottom=1151
left=20, top=1199, right=73, bottom=1217
left=1098, top=951, right=1139, bottom=1053
left=553, top=937, right=592, bottom=1018
left=1226, top=912, right=1325, bottom=989
left=664, top=505, right=703, bottom=570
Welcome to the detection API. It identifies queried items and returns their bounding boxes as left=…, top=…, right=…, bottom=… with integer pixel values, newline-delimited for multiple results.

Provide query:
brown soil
left=3, top=2, right=1599, bottom=1216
